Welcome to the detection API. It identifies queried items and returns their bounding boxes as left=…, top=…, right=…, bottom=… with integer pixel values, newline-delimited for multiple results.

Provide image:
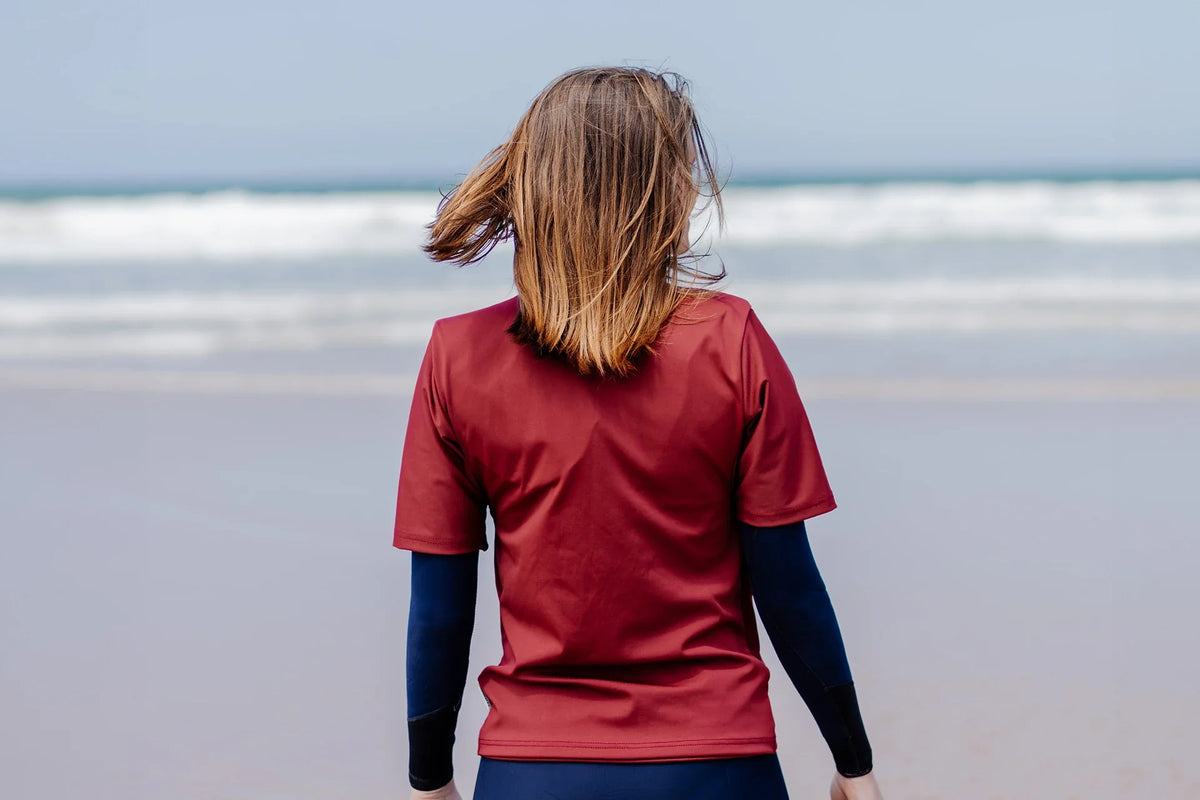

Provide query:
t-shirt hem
left=477, top=735, right=777, bottom=762
left=738, top=494, right=838, bottom=527
left=393, top=526, right=487, bottom=555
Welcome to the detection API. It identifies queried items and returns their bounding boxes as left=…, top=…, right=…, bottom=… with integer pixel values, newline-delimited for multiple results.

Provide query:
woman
left=394, top=66, right=884, bottom=800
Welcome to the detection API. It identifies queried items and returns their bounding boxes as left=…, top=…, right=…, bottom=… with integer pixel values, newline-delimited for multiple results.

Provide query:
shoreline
left=2, top=365, right=1199, bottom=400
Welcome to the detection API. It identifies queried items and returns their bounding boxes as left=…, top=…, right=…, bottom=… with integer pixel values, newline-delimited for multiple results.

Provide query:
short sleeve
left=735, top=308, right=837, bottom=527
left=393, top=321, right=490, bottom=554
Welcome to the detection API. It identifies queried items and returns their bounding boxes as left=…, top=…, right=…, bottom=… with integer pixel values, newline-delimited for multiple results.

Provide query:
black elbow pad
left=408, top=701, right=460, bottom=791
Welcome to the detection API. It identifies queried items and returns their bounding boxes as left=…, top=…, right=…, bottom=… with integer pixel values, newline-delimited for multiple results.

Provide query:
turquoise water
left=3, top=167, right=1200, bottom=199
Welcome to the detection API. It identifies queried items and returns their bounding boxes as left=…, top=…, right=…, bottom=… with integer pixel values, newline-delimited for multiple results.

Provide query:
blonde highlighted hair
left=423, top=66, right=727, bottom=378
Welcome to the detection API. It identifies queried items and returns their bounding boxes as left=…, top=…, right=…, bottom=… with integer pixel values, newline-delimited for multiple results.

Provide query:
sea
left=2, top=173, right=1198, bottom=394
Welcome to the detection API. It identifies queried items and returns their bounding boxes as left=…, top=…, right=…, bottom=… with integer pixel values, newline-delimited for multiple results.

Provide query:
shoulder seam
left=737, top=303, right=755, bottom=428
left=437, top=295, right=519, bottom=328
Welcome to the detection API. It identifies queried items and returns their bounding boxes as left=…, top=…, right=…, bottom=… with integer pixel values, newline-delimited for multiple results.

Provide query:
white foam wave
left=0, top=286, right=506, bottom=327
left=1, top=278, right=1198, bottom=359
left=0, top=190, right=438, bottom=263
left=0, top=322, right=440, bottom=359
left=3, top=180, right=1200, bottom=263
left=708, top=181, right=1200, bottom=246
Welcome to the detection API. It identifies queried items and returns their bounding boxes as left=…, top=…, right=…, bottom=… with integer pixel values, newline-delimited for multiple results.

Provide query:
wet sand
left=0, top=378, right=1196, bottom=799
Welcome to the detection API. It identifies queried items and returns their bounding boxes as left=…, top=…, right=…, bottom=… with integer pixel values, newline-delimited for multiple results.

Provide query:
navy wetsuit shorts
left=472, top=752, right=790, bottom=799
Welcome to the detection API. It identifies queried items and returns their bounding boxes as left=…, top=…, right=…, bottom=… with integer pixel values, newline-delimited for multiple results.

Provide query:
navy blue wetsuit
left=406, top=519, right=872, bottom=799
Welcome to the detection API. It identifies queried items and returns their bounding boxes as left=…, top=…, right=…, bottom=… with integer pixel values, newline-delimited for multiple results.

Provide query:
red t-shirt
left=393, top=290, right=836, bottom=762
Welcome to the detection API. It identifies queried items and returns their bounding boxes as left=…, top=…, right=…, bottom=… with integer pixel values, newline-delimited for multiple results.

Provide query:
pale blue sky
left=1, top=0, right=1196, bottom=184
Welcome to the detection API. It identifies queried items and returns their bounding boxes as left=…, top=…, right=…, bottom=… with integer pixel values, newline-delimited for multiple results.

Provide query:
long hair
left=423, top=66, right=727, bottom=378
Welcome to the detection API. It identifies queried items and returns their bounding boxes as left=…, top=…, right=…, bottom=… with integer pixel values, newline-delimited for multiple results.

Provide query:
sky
left=1, top=0, right=1197, bottom=185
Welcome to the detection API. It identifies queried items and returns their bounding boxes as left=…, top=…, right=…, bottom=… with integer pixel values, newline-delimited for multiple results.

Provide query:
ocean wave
left=0, top=190, right=436, bottom=264
left=711, top=180, right=1200, bottom=246
left=2, top=278, right=1198, bottom=358
left=0, top=286, right=505, bottom=327
left=2, top=181, right=1200, bottom=263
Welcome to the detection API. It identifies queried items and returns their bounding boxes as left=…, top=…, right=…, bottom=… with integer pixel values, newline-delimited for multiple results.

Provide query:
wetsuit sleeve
left=739, top=519, right=874, bottom=778
left=406, top=549, right=479, bottom=791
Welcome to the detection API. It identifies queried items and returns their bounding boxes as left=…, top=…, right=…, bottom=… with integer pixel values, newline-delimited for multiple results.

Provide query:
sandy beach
left=2, top=358, right=1196, bottom=799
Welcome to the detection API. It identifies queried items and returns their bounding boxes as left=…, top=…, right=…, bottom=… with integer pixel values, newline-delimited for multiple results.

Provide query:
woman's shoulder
left=702, top=289, right=752, bottom=315
left=431, top=295, right=520, bottom=339
left=673, top=288, right=756, bottom=334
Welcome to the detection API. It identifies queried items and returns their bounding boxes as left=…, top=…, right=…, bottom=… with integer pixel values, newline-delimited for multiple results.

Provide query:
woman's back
left=394, top=289, right=836, bottom=761
left=396, top=64, right=881, bottom=800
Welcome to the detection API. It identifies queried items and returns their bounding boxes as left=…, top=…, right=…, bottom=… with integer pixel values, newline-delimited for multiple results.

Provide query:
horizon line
left=3, top=163, right=1200, bottom=198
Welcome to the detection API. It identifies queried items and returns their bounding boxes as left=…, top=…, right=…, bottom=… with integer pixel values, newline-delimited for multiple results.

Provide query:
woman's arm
left=739, top=519, right=874, bottom=778
left=406, top=550, right=479, bottom=792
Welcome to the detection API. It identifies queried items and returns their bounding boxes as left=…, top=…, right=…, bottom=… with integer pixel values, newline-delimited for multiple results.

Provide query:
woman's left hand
left=410, top=777, right=463, bottom=800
